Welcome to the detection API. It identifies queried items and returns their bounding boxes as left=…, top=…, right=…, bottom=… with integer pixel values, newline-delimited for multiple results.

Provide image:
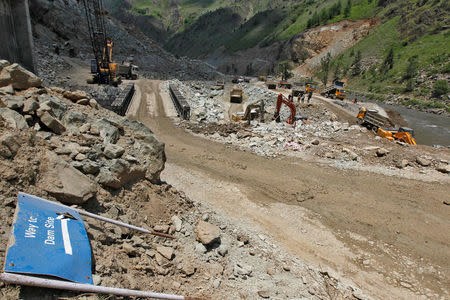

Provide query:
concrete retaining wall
left=169, top=85, right=190, bottom=120
left=111, top=83, right=135, bottom=116
left=0, top=0, right=35, bottom=72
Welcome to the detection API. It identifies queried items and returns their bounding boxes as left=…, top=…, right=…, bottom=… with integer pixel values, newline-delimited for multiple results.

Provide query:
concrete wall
left=0, top=0, right=35, bottom=72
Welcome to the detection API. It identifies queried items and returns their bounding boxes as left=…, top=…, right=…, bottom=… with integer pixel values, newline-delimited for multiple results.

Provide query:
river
left=378, top=103, right=450, bottom=147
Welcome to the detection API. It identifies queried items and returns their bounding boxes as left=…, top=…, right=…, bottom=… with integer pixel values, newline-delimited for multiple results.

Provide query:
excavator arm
left=274, top=93, right=296, bottom=124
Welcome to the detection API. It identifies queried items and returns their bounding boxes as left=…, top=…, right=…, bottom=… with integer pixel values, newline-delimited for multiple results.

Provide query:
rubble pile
left=162, top=80, right=226, bottom=123
left=170, top=79, right=450, bottom=178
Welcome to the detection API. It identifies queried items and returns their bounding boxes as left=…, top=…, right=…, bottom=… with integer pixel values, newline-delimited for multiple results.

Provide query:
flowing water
left=378, top=103, right=450, bottom=147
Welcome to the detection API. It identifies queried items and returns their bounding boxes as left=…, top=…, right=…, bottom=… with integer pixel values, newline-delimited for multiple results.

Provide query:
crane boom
left=80, top=0, right=119, bottom=85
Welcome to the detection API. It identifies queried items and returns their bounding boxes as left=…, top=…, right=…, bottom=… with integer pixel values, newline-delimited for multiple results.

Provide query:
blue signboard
left=4, top=193, right=93, bottom=284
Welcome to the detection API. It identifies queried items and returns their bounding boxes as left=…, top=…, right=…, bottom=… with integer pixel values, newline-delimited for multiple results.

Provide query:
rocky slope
left=29, top=0, right=219, bottom=86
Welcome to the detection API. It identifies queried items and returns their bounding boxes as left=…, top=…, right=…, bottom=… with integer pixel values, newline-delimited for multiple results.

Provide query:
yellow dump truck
left=230, top=88, right=243, bottom=103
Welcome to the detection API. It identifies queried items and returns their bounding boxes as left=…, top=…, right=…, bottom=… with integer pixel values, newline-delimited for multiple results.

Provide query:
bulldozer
left=81, top=0, right=121, bottom=86
left=357, top=108, right=416, bottom=145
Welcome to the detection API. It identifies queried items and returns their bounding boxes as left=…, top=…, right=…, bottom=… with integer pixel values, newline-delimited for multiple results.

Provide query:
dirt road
left=129, top=80, right=450, bottom=299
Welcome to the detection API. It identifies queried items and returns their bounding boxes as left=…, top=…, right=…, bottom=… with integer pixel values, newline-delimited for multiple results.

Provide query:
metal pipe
left=18, top=193, right=175, bottom=239
left=0, top=273, right=192, bottom=299
left=75, top=209, right=175, bottom=239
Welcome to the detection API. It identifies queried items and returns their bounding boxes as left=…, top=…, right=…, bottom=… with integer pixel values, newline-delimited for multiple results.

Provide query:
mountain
left=123, top=0, right=449, bottom=111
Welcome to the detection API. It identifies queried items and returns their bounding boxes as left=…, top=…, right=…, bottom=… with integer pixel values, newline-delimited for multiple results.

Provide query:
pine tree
left=344, top=0, right=352, bottom=17
left=382, top=47, right=394, bottom=73
left=319, top=53, right=332, bottom=85
left=351, top=50, right=362, bottom=76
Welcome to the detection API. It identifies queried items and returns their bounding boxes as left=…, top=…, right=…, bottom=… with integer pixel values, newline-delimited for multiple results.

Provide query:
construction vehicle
left=266, top=80, right=277, bottom=90
left=232, top=100, right=265, bottom=124
left=214, top=80, right=225, bottom=90
left=81, top=0, right=120, bottom=86
left=118, top=62, right=138, bottom=80
left=258, top=75, right=266, bottom=81
left=230, top=88, right=243, bottom=103
left=357, top=108, right=416, bottom=145
left=291, top=82, right=316, bottom=99
left=322, top=80, right=347, bottom=100
left=279, top=81, right=292, bottom=89
left=274, top=93, right=297, bottom=124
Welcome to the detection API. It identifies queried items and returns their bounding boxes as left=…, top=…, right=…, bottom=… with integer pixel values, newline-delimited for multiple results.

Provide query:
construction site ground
left=126, top=79, right=450, bottom=299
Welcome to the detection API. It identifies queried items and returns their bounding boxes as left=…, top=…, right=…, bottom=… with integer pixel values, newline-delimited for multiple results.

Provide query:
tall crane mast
left=80, top=0, right=119, bottom=86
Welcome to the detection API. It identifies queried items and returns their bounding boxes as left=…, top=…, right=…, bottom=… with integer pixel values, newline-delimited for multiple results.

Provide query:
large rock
left=63, top=90, right=88, bottom=101
left=2, top=95, right=25, bottom=111
left=63, top=111, right=87, bottom=133
left=436, top=164, right=450, bottom=174
left=92, top=119, right=121, bottom=144
left=40, top=111, right=66, bottom=134
left=0, top=107, right=29, bottom=130
left=96, top=159, right=146, bottom=189
left=0, top=133, right=21, bottom=158
left=38, top=94, right=68, bottom=120
left=0, top=85, right=14, bottom=95
left=0, top=60, right=10, bottom=72
left=0, top=63, right=42, bottom=90
left=104, top=144, right=125, bottom=159
left=23, top=100, right=39, bottom=114
left=40, top=152, right=97, bottom=204
left=156, top=246, right=174, bottom=260
left=194, top=221, right=221, bottom=246
left=416, top=156, right=431, bottom=167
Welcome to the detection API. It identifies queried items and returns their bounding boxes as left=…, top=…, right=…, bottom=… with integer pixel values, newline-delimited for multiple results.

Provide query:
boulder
left=0, top=60, right=10, bottom=72
left=156, top=246, right=174, bottom=260
left=194, top=221, right=221, bottom=246
left=416, top=156, right=431, bottom=167
left=23, top=99, right=39, bottom=114
left=396, top=159, right=409, bottom=169
left=0, top=133, right=21, bottom=158
left=436, top=164, right=450, bottom=174
left=376, top=148, right=389, bottom=157
left=0, top=107, right=29, bottom=130
left=38, top=94, right=68, bottom=120
left=92, top=119, right=121, bottom=144
left=0, top=63, right=42, bottom=90
left=96, top=159, right=146, bottom=189
left=40, top=111, right=66, bottom=134
left=342, top=148, right=358, bottom=161
left=63, top=90, right=88, bottom=101
left=40, top=152, right=97, bottom=204
left=104, top=144, right=125, bottom=159
left=82, top=160, right=101, bottom=175
left=0, top=85, right=14, bottom=95
left=171, top=215, right=182, bottom=232
left=2, top=95, right=25, bottom=110
left=63, top=111, right=87, bottom=132
left=89, top=99, right=99, bottom=109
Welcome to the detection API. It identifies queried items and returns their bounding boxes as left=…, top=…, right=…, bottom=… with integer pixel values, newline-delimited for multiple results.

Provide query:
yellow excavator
left=81, top=0, right=121, bottom=86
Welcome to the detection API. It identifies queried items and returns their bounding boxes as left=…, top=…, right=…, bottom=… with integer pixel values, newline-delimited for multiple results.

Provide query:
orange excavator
left=274, top=93, right=297, bottom=124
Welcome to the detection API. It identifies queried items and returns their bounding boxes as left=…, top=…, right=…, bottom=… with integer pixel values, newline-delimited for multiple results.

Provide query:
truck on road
left=230, top=88, right=243, bottom=103
left=118, top=63, right=139, bottom=80
left=322, top=80, right=347, bottom=100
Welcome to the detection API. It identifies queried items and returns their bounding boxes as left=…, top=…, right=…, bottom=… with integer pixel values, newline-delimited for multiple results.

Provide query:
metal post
left=0, top=273, right=204, bottom=300
left=18, top=193, right=174, bottom=239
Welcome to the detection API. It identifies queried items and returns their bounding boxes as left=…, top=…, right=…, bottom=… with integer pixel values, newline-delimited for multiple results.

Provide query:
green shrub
left=432, top=79, right=448, bottom=97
